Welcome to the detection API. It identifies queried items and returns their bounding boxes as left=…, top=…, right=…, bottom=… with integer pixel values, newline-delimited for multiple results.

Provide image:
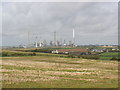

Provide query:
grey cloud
left=2, top=2, right=118, bottom=46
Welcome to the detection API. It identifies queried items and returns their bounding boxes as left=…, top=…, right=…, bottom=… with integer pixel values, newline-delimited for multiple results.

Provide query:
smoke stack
left=73, top=28, right=75, bottom=46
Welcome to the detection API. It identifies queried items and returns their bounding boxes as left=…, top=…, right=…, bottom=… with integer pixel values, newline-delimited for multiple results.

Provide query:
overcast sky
left=2, top=2, right=118, bottom=46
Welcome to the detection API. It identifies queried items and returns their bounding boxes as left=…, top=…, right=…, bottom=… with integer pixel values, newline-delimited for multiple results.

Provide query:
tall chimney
left=73, top=28, right=75, bottom=46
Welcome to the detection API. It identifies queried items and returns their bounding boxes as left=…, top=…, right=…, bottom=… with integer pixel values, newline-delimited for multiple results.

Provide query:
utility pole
left=60, top=38, right=62, bottom=46
left=54, top=31, right=56, bottom=46
left=73, top=28, right=75, bottom=46
left=35, top=36, right=38, bottom=48
left=28, top=31, right=30, bottom=47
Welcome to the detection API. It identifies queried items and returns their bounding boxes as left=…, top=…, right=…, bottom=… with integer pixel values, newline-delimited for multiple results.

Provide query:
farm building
left=52, top=49, right=88, bottom=54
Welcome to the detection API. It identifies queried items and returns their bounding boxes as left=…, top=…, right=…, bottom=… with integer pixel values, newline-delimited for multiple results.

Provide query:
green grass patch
left=99, top=52, right=119, bottom=60
left=2, top=65, right=36, bottom=70
left=2, top=79, right=118, bottom=88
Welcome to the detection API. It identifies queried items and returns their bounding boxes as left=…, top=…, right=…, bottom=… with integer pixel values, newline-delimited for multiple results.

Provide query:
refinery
left=22, top=28, right=76, bottom=48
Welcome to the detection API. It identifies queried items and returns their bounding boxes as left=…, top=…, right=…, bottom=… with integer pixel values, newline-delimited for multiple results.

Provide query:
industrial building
left=25, top=28, right=76, bottom=48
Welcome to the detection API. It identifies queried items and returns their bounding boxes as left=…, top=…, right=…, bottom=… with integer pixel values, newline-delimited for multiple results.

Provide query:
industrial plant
left=24, top=28, right=76, bottom=48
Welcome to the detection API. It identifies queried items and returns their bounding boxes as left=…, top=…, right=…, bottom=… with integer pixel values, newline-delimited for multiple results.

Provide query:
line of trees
left=2, top=52, right=36, bottom=57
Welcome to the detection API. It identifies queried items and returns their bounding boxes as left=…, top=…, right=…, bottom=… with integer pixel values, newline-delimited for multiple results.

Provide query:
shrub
left=111, top=57, right=118, bottom=60
left=2, top=52, right=8, bottom=56
left=2, top=51, right=37, bottom=57
left=31, top=49, right=52, bottom=53
left=81, top=55, right=99, bottom=60
left=68, top=55, right=75, bottom=58
left=77, top=55, right=82, bottom=58
left=32, top=52, right=36, bottom=56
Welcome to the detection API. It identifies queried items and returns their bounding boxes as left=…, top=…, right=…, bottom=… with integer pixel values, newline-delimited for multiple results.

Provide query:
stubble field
left=1, top=56, right=118, bottom=88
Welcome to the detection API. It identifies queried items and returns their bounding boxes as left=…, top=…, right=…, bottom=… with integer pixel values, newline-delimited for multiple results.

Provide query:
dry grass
left=1, top=56, right=118, bottom=88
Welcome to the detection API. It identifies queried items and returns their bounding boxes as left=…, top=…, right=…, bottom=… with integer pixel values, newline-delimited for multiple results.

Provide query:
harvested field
left=2, top=56, right=118, bottom=88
